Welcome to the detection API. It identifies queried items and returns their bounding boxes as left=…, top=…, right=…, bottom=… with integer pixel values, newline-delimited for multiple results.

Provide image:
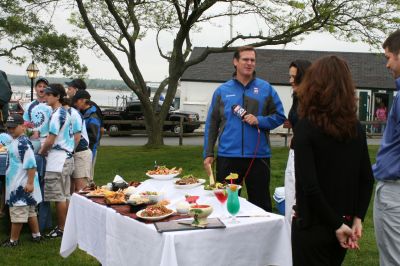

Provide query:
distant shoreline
left=7, top=74, right=133, bottom=91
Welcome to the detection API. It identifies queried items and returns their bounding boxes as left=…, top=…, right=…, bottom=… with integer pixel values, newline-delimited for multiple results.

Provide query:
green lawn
left=0, top=145, right=380, bottom=265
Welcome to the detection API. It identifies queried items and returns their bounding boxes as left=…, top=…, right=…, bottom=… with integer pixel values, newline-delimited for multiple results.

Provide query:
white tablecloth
left=60, top=179, right=292, bottom=266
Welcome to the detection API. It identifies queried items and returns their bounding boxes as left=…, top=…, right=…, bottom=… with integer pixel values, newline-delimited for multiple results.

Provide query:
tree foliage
left=34, top=0, right=400, bottom=145
left=0, top=0, right=87, bottom=76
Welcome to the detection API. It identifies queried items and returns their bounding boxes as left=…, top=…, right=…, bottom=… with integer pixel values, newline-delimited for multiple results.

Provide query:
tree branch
left=75, top=0, right=143, bottom=99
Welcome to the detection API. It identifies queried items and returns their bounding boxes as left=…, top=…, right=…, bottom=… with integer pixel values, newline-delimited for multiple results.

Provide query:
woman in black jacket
left=284, top=60, right=311, bottom=223
left=292, top=56, right=374, bottom=266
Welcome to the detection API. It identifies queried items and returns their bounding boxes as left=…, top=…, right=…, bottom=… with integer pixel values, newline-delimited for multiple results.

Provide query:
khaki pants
left=374, top=180, right=400, bottom=266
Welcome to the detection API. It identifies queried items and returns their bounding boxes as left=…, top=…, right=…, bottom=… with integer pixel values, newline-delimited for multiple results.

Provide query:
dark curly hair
left=297, top=55, right=358, bottom=140
left=289, top=59, right=312, bottom=86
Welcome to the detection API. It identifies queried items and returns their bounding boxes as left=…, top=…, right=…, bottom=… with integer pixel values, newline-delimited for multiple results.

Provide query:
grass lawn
left=0, top=145, right=380, bottom=265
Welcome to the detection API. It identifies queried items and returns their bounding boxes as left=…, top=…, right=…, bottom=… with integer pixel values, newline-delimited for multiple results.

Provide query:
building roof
left=181, top=47, right=395, bottom=90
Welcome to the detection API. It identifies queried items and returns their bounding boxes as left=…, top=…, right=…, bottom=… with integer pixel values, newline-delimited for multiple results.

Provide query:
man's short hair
left=383, top=30, right=400, bottom=55
left=65, top=78, right=87, bottom=90
left=233, top=46, right=256, bottom=60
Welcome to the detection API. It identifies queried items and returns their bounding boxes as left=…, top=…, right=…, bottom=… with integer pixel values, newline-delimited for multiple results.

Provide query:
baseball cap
left=35, top=77, right=49, bottom=87
left=44, top=83, right=66, bottom=98
left=65, top=79, right=87, bottom=90
left=72, top=89, right=91, bottom=103
left=5, top=114, right=24, bottom=128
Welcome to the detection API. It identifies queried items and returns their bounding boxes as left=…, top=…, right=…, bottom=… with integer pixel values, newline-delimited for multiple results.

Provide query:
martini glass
left=213, top=188, right=228, bottom=218
left=226, top=184, right=241, bottom=223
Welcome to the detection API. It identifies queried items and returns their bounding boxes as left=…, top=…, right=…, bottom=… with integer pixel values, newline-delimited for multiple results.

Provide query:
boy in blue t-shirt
left=2, top=114, right=42, bottom=247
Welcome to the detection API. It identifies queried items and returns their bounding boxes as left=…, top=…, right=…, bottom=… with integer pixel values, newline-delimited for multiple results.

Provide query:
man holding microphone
left=203, top=46, right=285, bottom=211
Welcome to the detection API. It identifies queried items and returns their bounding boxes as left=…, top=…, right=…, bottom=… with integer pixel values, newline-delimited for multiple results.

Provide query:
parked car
left=103, top=101, right=201, bottom=133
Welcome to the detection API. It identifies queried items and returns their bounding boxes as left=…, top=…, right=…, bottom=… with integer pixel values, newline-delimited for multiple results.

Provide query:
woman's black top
left=288, top=93, right=299, bottom=128
left=288, top=93, right=299, bottom=149
left=293, top=118, right=374, bottom=230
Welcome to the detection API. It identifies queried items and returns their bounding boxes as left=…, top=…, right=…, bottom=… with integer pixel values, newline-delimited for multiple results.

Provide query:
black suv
left=103, top=101, right=201, bottom=133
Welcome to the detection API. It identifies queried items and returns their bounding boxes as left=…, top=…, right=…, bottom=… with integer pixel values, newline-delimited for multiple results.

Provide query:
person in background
left=23, top=77, right=52, bottom=144
left=374, top=102, right=387, bottom=133
left=38, top=84, right=74, bottom=238
left=284, top=59, right=311, bottom=223
left=62, top=98, right=91, bottom=192
left=1, top=114, right=42, bottom=247
left=292, top=56, right=374, bottom=265
left=373, top=29, right=400, bottom=266
left=72, top=90, right=101, bottom=183
left=66, top=79, right=104, bottom=183
left=0, top=70, right=13, bottom=129
left=65, top=78, right=104, bottom=136
left=22, top=77, right=53, bottom=232
left=203, top=46, right=286, bottom=211
left=0, top=133, right=14, bottom=218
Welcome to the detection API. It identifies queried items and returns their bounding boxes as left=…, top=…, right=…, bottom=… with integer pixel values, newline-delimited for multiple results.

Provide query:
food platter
left=146, top=166, right=182, bottom=180
left=136, top=210, right=174, bottom=221
left=136, top=206, right=175, bottom=221
left=174, top=178, right=206, bottom=189
left=146, top=173, right=180, bottom=180
left=86, top=188, right=108, bottom=197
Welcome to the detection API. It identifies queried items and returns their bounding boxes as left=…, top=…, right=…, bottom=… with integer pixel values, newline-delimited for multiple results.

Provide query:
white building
left=179, top=48, right=396, bottom=131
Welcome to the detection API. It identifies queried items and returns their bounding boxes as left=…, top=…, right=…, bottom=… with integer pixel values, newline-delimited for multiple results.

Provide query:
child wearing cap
left=1, top=114, right=42, bottom=247
left=39, top=83, right=74, bottom=238
left=62, top=98, right=91, bottom=192
left=73, top=90, right=101, bottom=184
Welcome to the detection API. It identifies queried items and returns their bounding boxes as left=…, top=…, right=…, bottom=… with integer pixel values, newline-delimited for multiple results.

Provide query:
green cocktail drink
left=227, top=184, right=241, bottom=223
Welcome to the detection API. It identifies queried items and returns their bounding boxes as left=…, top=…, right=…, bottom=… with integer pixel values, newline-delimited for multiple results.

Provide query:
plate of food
left=139, top=191, right=161, bottom=203
left=174, top=175, right=206, bottom=189
left=136, top=204, right=174, bottom=221
left=104, top=191, right=127, bottom=205
left=86, top=188, right=109, bottom=197
left=146, top=166, right=182, bottom=180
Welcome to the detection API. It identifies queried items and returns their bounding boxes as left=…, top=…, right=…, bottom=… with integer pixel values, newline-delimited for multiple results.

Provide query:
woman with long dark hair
left=284, top=59, right=311, bottom=223
left=292, top=56, right=374, bottom=265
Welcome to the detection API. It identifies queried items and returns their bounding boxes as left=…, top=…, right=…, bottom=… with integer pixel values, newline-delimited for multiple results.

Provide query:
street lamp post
left=26, top=61, right=39, bottom=101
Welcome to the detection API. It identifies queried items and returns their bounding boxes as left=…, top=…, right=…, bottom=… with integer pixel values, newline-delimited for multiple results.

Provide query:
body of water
left=12, top=86, right=134, bottom=108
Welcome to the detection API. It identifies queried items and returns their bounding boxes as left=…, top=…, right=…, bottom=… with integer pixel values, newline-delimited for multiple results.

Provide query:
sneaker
left=45, top=227, right=63, bottom=239
left=1, top=239, right=19, bottom=248
left=32, top=235, right=45, bottom=243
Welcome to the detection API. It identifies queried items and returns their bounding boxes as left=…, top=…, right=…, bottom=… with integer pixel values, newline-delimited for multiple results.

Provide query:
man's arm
left=24, top=168, right=36, bottom=193
left=257, top=86, right=286, bottom=130
left=87, top=117, right=101, bottom=150
left=74, top=133, right=81, bottom=149
left=38, top=134, right=56, bottom=155
left=203, top=90, right=223, bottom=175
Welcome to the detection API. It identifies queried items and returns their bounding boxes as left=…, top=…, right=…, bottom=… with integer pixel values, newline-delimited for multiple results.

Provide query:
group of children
left=1, top=78, right=102, bottom=247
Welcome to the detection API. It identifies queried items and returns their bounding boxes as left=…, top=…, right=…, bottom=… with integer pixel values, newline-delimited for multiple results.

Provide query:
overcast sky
left=0, top=6, right=380, bottom=82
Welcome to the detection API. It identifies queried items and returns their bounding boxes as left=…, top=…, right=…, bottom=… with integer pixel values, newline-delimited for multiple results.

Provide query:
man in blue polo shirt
left=373, top=29, right=400, bottom=266
left=203, top=46, right=285, bottom=212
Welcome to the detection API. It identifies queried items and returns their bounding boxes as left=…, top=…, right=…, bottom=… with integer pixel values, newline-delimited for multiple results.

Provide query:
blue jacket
left=373, top=78, right=400, bottom=180
left=83, top=106, right=101, bottom=159
left=203, top=78, right=286, bottom=158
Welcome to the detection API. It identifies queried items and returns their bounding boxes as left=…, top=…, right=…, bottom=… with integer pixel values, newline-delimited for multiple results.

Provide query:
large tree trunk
left=144, top=115, right=164, bottom=146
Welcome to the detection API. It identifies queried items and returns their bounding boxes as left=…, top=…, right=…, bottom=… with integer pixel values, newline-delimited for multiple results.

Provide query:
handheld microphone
left=232, top=104, right=247, bottom=119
